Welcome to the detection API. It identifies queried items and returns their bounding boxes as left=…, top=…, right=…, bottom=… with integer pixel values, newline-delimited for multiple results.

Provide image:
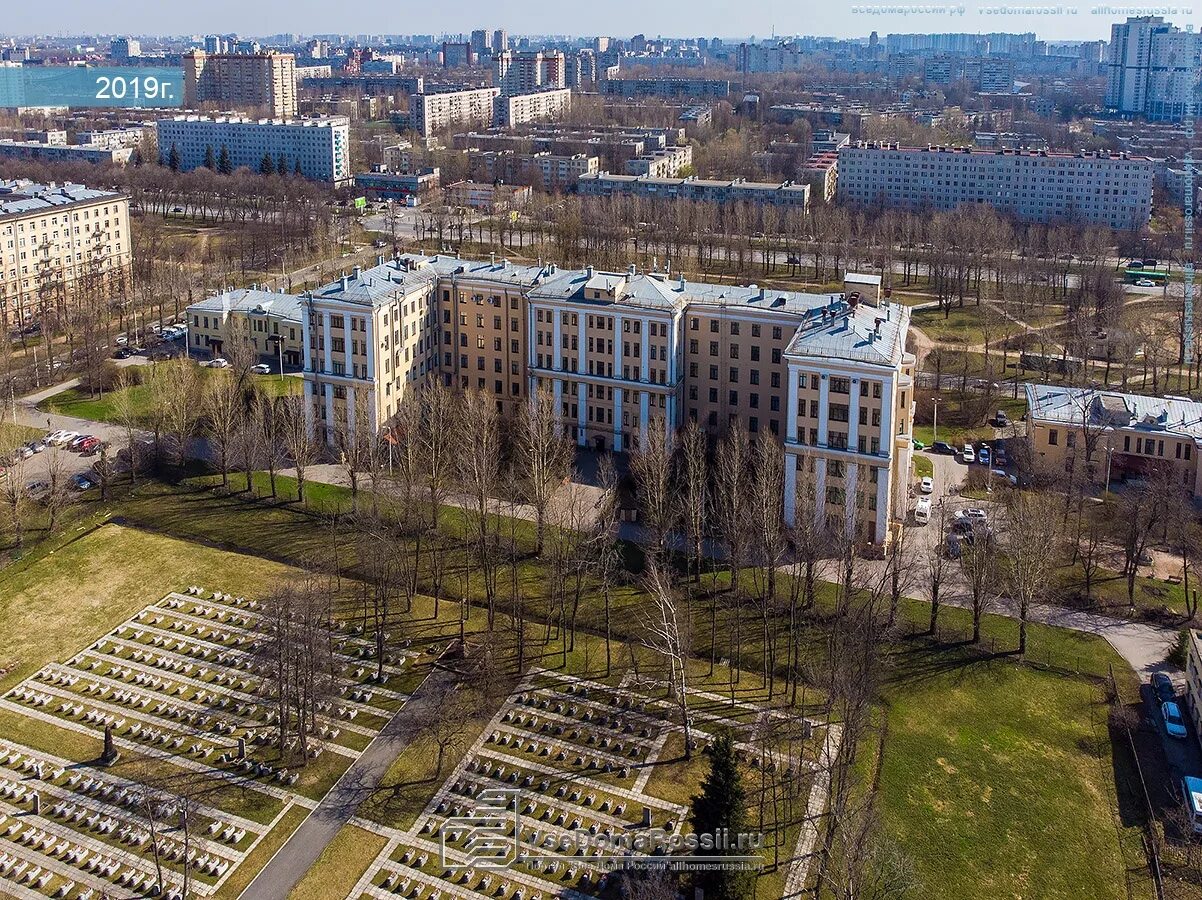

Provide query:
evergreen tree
left=277, top=153, right=288, bottom=175
left=167, top=143, right=181, bottom=173
left=131, top=148, right=144, bottom=167
left=259, top=153, right=275, bottom=176
left=294, top=159, right=303, bottom=177
left=690, top=734, right=754, bottom=900
left=203, top=144, right=216, bottom=170
left=217, top=145, right=233, bottom=175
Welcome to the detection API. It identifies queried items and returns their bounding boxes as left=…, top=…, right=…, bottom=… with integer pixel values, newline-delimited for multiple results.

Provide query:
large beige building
left=0, top=180, right=131, bottom=328
left=186, top=287, right=304, bottom=367
left=1026, top=385, right=1202, bottom=494
left=183, top=50, right=298, bottom=118
left=301, top=256, right=913, bottom=544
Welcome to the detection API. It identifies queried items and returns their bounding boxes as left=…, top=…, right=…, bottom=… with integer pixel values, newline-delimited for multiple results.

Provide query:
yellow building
left=187, top=287, right=304, bottom=367
left=302, top=255, right=914, bottom=544
left=0, top=180, right=131, bottom=329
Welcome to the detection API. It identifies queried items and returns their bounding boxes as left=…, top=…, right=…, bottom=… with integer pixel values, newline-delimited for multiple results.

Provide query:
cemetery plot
left=0, top=586, right=427, bottom=900
left=347, top=667, right=840, bottom=900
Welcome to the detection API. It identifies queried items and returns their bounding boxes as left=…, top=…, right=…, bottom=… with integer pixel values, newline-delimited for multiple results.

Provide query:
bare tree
left=42, top=447, right=72, bottom=532
left=457, top=389, right=503, bottom=629
left=203, top=368, right=246, bottom=488
left=279, top=394, right=317, bottom=503
left=959, top=525, right=998, bottom=644
left=257, top=393, right=286, bottom=499
left=630, top=423, right=676, bottom=560
left=1003, top=493, right=1062, bottom=655
left=643, top=562, right=693, bottom=757
left=111, top=367, right=143, bottom=485
left=516, top=386, right=573, bottom=556
left=416, top=381, right=457, bottom=530
left=1, top=458, right=27, bottom=549
left=925, top=502, right=953, bottom=635
left=678, top=418, right=709, bottom=583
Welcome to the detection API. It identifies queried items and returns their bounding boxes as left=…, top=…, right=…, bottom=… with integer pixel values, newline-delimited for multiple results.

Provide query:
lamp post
left=932, top=397, right=941, bottom=442
left=1105, top=443, right=1115, bottom=491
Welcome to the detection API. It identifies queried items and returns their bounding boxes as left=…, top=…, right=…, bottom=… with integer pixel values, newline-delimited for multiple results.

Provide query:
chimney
left=490, top=252, right=496, bottom=266
left=352, top=265, right=362, bottom=280
left=341, top=275, right=349, bottom=291
left=628, top=264, right=637, bottom=276
left=377, top=254, right=385, bottom=266
left=586, top=265, right=594, bottom=278
left=678, top=273, right=685, bottom=291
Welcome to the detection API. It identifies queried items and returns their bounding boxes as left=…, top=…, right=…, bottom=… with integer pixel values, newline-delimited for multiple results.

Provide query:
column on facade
left=640, top=318, right=650, bottom=381
left=577, top=382, right=587, bottom=447
left=345, top=383, right=356, bottom=436
left=844, top=462, right=859, bottom=538
left=817, top=371, right=829, bottom=447
left=848, top=377, right=861, bottom=452
left=301, top=303, right=313, bottom=372
left=344, top=314, right=355, bottom=377
left=322, top=310, right=332, bottom=374
left=814, top=457, right=828, bottom=528
left=786, top=364, right=800, bottom=443
left=639, top=391, right=650, bottom=450
left=365, top=313, right=376, bottom=381
left=302, top=379, right=315, bottom=436
left=613, top=387, right=623, bottom=452
left=553, top=308, right=564, bottom=371
left=323, top=383, right=334, bottom=444
left=875, top=467, right=890, bottom=543
left=878, top=375, right=894, bottom=453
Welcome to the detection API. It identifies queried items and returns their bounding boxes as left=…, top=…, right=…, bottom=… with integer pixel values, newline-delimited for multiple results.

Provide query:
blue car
left=1163, top=701, right=1188, bottom=739
left=978, top=446, right=992, bottom=467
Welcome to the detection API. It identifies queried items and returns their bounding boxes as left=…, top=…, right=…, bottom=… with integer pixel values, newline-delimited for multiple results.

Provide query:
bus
left=1124, top=267, right=1168, bottom=286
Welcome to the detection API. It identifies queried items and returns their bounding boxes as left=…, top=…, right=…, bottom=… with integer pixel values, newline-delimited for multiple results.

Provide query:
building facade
left=600, top=78, right=730, bottom=99
left=0, top=180, right=131, bottom=328
left=494, top=50, right=566, bottom=94
left=1106, top=16, right=1202, bottom=123
left=578, top=173, right=810, bottom=208
left=183, top=50, right=298, bottom=118
left=464, top=149, right=598, bottom=190
left=300, top=256, right=912, bottom=544
left=155, top=115, right=350, bottom=183
left=0, top=141, right=133, bottom=165
left=1025, top=385, right=1202, bottom=495
left=409, top=87, right=501, bottom=137
left=623, top=145, right=693, bottom=178
left=186, top=287, right=304, bottom=366
left=493, top=89, right=573, bottom=128
left=837, top=142, right=1155, bottom=228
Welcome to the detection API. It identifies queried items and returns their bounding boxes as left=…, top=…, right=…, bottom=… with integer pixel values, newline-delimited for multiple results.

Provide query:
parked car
left=112, top=347, right=133, bottom=359
left=978, top=446, right=992, bottom=467
left=990, top=468, right=1018, bottom=486
left=206, top=358, right=230, bottom=369
left=1183, top=776, right=1202, bottom=835
left=46, top=430, right=78, bottom=447
left=994, top=410, right=1009, bottom=427
left=25, top=480, right=47, bottom=497
left=961, top=443, right=975, bottom=464
left=1163, top=701, right=1189, bottom=739
left=16, top=445, right=34, bottom=460
left=27, top=440, right=45, bottom=454
left=1152, top=672, right=1176, bottom=703
left=912, top=439, right=926, bottom=450
left=914, top=497, right=931, bottom=525
left=932, top=441, right=954, bottom=455
left=945, top=533, right=962, bottom=559
left=920, top=476, right=933, bottom=494
left=79, top=436, right=101, bottom=453
left=250, top=363, right=272, bottom=375
left=71, top=473, right=94, bottom=491
left=67, top=434, right=91, bottom=450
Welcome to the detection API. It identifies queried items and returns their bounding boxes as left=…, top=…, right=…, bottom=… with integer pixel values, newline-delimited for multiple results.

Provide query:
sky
left=6, top=0, right=1194, bottom=41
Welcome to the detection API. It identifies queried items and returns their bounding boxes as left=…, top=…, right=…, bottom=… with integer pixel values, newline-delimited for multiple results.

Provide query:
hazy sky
left=7, top=0, right=1188, bottom=41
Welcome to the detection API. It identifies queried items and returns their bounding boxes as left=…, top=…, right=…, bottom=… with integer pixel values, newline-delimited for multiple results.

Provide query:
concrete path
left=240, top=665, right=459, bottom=900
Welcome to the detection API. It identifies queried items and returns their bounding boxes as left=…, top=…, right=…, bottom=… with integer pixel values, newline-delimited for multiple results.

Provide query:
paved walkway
left=239, top=665, right=458, bottom=900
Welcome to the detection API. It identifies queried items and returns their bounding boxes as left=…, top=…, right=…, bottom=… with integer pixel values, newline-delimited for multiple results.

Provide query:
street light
left=1105, top=443, right=1115, bottom=491
left=932, top=397, right=941, bottom=442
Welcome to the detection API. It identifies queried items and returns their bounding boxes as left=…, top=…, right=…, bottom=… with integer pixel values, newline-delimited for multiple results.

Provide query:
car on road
left=994, top=410, right=1009, bottom=427
left=914, top=497, right=931, bottom=524
left=961, top=443, right=975, bottom=464
left=932, top=441, right=954, bottom=455
left=206, top=358, right=230, bottom=369
left=920, top=476, right=933, bottom=494
left=250, top=363, right=272, bottom=375
left=1163, top=701, right=1189, bottom=739
left=1135, top=278, right=1156, bottom=287
left=978, top=446, right=992, bottom=467
left=1152, top=672, right=1176, bottom=703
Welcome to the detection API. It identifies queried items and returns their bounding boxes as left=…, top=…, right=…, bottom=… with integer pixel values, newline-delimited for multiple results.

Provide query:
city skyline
left=2, top=0, right=1144, bottom=42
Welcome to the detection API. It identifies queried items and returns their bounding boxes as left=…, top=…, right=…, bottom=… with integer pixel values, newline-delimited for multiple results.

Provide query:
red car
left=78, top=437, right=102, bottom=455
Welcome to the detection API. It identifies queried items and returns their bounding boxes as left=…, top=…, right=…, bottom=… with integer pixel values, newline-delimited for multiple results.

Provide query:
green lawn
left=876, top=654, right=1149, bottom=900
left=913, top=394, right=1026, bottom=448
left=41, top=367, right=301, bottom=425
left=913, top=455, right=933, bottom=478
left=1053, top=565, right=1193, bottom=621
left=287, top=824, right=387, bottom=900
left=0, top=422, right=41, bottom=453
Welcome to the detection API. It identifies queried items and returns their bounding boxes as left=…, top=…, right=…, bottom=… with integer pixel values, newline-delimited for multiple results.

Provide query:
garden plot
left=346, top=667, right=839, bottom=900
left=0, top=587, right=425, bottom=900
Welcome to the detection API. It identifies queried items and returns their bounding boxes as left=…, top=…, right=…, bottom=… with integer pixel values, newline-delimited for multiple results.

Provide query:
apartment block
left=183, top=50, right=298, bottom=118
left=601, top=78, right=730, bottom=99
left=300, top=256, right=912, bottom=545
left=409, top=87, right=501, bottom=138
left=464, top=149, right=598, bottom=190
left=837, top=142, right=1155, bottom=229
left=801, top=152, right=838, bottom=203
left=0, top=141, right=133, bottom=166
left=494, top=50, right=566, bottom=94
left=155, top=115, right=350, bottom=183
left=186, top=287, right=304, bottom=366
left=77, top=127, right=151, bottom=150
left=623, top=144, right=693, bottom=178
left=493, top=88, right=573, bottom=128
left=1026, top=385, right=1202, bottom=495
left=578, top=173, right=810, bottom=208
left=1107, top=16, right=1202, bottom=122
left=0, top=180, right=131, bottom=328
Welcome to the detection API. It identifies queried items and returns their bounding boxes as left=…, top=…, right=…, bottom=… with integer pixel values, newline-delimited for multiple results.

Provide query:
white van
left=914, top=497, right=932, bottom=525
left=1185, top=776, right=1202, bottom=834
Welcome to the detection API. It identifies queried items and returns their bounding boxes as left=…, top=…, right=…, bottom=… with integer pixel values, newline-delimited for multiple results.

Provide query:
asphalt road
left=241, top=664, right=459, bottom=900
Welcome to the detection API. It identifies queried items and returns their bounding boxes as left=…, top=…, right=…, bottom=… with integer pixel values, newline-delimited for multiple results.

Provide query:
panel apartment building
left=1106, top=16, right=1202, bottom=123
left=409, top=87, right=501, bottom=138
left=837, top=142, right=1155, bottom=229
left=0, top=180, right=131, bottom=328
left=183, top=50, right=298, bottom=118
left=155, top=115, right=350, bottom=183
left=300, top=255, right=913, bottom=545
left=494, top=88, right=573, bottom=128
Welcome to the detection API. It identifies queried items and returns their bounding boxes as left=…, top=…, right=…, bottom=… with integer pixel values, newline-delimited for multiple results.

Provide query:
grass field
left=876, top=652, right=1151, bottom=900
left=1053, top=565, right=1193, bottom=621
left=0, top=422, right=41, bottom=453
left=287, top=824, right=388, bottom=900
left=912, top=395, right=1026, bottom=449
left=41, top=367, right=301, bottom=425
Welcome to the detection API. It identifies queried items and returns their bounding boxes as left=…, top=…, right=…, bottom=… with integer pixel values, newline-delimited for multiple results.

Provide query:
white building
left=409, top=87, right=501, bottom=138
left=1106, top=16, right=1202, bottom=122
left=837, top=142, right=1155, bottom=229
left=493, top=88, right=572, bottom=128
left=155, top=115, right=350, bottom=183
